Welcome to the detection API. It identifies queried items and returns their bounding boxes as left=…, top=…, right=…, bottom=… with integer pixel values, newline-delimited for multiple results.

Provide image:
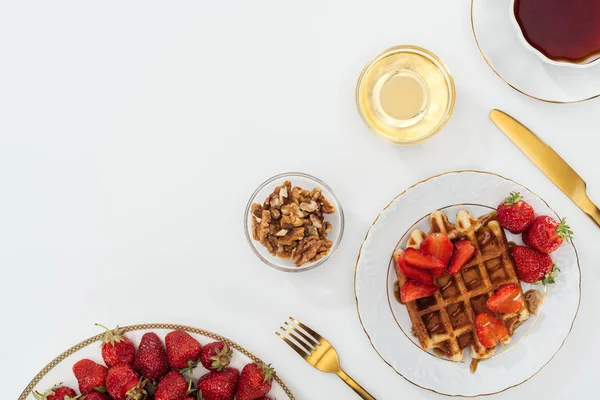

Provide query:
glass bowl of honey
left=356, top=45, right=455, bottom=145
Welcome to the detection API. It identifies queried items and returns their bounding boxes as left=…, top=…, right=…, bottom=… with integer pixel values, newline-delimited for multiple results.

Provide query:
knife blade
left=490, top=109, right=600, bottom=228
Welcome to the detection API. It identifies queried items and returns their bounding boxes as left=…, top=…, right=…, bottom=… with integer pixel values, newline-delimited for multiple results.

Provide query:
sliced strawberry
left=448, top=240, right=476, bottom=275
left=475, top=313, right=508, bottom=349
left=420, top=233, right=454, bottom=266
left=403, top=248, right=445, bottom=270
left=486, top=284, right=524, bottom=313
left=400, top=280, right=438, bottom=302
left=395, top=251, right=434, bottom=284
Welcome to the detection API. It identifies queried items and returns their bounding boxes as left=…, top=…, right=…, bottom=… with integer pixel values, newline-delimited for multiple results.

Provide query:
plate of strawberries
left=19, top=323, right=294, bottom=400
left=354, top=170, right=580, bottom=397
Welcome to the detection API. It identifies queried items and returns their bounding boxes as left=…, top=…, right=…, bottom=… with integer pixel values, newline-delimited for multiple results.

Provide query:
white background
left=1, top=1, right=598, bottom=399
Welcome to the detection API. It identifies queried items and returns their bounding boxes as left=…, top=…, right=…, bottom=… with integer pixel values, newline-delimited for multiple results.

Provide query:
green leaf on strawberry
left=537, top=265, right=560, bottom=285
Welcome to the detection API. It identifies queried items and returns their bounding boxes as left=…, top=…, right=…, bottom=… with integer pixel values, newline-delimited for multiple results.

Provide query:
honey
left=356, top=46, right=455, bottom=144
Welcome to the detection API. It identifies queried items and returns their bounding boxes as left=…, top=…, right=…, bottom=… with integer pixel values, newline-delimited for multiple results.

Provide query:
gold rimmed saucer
left=471, top=0, right=600, bottom=103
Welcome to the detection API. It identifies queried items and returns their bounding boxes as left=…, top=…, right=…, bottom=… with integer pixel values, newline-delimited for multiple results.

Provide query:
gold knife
left=490, top=109, right=600, bottom=228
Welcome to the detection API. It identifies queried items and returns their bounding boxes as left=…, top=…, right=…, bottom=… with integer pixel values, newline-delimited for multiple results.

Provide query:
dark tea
left=514, top=0, right=600, bottom=64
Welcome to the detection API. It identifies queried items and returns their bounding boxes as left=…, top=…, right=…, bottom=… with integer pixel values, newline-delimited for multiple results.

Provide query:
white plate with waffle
left=354, top=171, right=580, bottom=397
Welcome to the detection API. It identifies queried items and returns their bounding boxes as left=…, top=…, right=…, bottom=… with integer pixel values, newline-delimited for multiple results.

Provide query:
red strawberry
left=72, top=359, right=108, bottom=394
left=33, top=385, right=79, bottom=400
left=496, top=192, right=535, bottom=233
left=197, top=368, right=239, bottom=400
left=476, top=313, right=508, bottom=349
left=523, top=216, right=572, bottom=253
left=200, top=342, right=233, bottom=372
left=420, top=233, right=454, bottom=266
left=133, top=332, right=169, bottom=380
left=236, top=363, right=274, bottom=400
left=83, top=393, right=109, bottom=400
left=399, top=280, right=438, bottom=302
left=486, top=284, right=524, bottom=313
left=511, top=245, right=559, bottom=284
left=96, top=324, right=135, bottom=368
left=105, top=364, right=146, bottom=400
left=165, top=330, right=202, bottom=369
left=155, top=370, right=188, bottom=400
left=403, top=248, right=445, bottom=270
left=395, top=251, right=434, bottom=284
left=447, top=240, right=475, bottom=275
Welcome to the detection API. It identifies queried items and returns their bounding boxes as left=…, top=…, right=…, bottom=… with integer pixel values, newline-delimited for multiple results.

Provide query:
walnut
left=270, top=208, right=281, bottom=220
left=257, top=210, right=271, bottom=242
left=281, top=214, right=303, bottom=229
left=311, top=188, right=322, bottom=201
left=250, top=180, right=337, bottom=267
left=279, top=186, right=288, bottom=200
left=320, top=196, right=336, bottom=214
left=269, top=194, right=283, bottom=209
left=300, top=201, right=318, bottom=212
left=278, top=228, right=305, bottom=245
left=310, top=214, right=322, bottom=228
left=251, top=203, right=263, bottom=221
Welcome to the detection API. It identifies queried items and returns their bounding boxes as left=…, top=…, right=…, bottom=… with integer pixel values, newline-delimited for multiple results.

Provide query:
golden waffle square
left=394, top=210, right=530, bottom=362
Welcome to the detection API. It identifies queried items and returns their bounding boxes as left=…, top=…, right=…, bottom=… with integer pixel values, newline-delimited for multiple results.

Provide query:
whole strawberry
left=106, top=364, right=146, bottom=400
left=523, top=216, right=573, bottom=253
left=197, top=368, right=239, bottom=400
left=133, top=332, right=169, bottom=380
left=200, top=342, right=232, bottom=372
left=165, top=330, right=202, bottom=369
left=33, top=385, right=79, bottom=400
left=236, top=363, right=274, bottom=400
left=155, top=370, right=188, bottom=400
left=73, top=359, right=108, bottom=394
left=96, top=324, right=136, bottom=368
left=512, top=245, right=559, bottom=284
left=497, top=192, right=535, bottom=233
left=84, top=393, right=109, bottom=400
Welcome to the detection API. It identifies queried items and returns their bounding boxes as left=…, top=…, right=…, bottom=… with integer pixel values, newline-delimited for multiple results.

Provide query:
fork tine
left=281, top=325, right=316, bottom=352
left=289, top=317, right=324, bottom=343
left=284, top=321, right=318, bottom=348
left=276, top=331, right=310, bottom=359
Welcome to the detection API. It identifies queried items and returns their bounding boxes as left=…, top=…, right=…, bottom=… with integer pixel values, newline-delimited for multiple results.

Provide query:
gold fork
left=276, top=317, right=376, bottom=400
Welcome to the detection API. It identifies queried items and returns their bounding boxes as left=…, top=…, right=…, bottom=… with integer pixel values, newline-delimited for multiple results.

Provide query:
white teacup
left=510, top=0, right=600, bottom=68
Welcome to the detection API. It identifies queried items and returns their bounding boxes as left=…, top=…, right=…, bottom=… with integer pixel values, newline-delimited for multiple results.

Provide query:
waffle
left=394, top=210, right=530, bottom=361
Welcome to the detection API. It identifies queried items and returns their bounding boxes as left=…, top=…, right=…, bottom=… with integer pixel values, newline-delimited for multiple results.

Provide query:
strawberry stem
left=540, top=264, right=560, bottom=285
left=185, top=360, right=195, bottom=394
left=260, top=363, right=275, bottom=383
left=504, top=191, right=523, bottom=205
left=95, top=323, right=124, bottom=345
left=557, top=218, right=574, bottom=241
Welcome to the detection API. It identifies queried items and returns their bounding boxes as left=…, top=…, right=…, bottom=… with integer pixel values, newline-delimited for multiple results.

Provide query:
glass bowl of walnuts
left=244, top=172, right=344, bottom=272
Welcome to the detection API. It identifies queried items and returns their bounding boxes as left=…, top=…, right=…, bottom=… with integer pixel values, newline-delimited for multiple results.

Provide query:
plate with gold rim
left=19, top=323, right=295, bottom=400
left=471, top=0, right=600, bottom=103
left=354, top=171, right=580, bottom=397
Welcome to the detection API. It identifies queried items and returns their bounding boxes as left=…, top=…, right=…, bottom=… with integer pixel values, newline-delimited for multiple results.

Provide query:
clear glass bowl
left=356, top=45, right=456, bottom=145
left=244, top=172, right=344, bottom=272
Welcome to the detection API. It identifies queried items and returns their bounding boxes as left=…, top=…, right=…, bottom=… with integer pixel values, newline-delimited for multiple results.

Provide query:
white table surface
left=1, top=1, right=598, bottom=399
